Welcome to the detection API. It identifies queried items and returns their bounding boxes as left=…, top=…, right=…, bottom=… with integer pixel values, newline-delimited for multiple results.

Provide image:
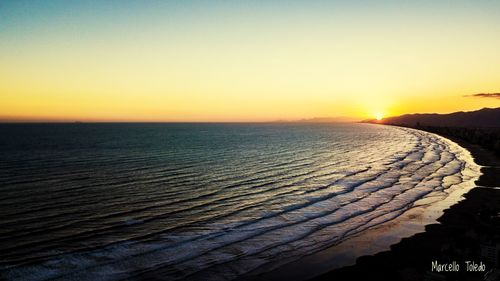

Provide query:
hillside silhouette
left=366, top=107, right=500, bottom=128
left=364, top=107, right=500, bottom=155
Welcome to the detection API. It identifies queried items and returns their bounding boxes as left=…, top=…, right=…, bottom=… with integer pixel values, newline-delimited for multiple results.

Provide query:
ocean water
left=0, top=123, right=481, bottom=281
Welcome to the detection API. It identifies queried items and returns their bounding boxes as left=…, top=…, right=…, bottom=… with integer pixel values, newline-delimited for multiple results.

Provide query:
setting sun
left=1, top=2, right=500, bottom=281
left=1, top=1, right=500, bottom=122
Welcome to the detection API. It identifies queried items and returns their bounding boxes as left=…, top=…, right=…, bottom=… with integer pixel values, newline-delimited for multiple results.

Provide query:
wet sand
left=311, top=129, right=500, bottom=281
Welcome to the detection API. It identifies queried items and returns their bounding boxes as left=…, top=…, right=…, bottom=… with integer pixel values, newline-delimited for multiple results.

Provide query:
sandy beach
left=2, top=2, right=500, bottom=280
left=311, top=128, right=500, bottom=281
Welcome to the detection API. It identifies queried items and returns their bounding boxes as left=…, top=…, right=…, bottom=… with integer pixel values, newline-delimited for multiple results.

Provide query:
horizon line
left=0, top=120, right=362, bottom=124
left=1, top=107, right=497, bottom=124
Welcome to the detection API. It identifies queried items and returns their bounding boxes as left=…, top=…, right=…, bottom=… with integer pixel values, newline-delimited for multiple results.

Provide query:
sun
left=375, top=113, right=383, bottom=121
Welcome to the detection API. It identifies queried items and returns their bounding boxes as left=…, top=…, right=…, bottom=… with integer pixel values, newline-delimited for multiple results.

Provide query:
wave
left=0, top=125, right=481, bottom=281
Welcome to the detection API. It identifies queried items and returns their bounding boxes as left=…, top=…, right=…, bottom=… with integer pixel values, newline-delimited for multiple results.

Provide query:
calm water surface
left=0, top=123, right=480, bottom=281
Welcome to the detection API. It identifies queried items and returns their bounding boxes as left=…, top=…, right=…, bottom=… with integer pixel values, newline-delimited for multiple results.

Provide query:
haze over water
left=0, top=123, right=480, bottom=281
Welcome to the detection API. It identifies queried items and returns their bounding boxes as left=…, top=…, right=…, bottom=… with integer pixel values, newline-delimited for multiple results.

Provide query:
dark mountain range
left=365, top=107, right=500, bottom=128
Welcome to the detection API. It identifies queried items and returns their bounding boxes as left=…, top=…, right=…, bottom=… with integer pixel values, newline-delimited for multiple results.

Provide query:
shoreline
left=239, top=125, right=486, bottom=281
left=310, top=127, right=500, bottom=281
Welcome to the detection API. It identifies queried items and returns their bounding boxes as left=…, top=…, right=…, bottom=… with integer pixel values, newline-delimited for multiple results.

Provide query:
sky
left=1, top=0, right=500, bottom=122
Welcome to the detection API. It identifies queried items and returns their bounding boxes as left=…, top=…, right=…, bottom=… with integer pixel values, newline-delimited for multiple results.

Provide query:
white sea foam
left=0, top=125, right=481, bottom=281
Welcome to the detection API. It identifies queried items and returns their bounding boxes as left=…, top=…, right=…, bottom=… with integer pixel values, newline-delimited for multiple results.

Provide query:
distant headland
left=363, top=107, right=500, bottom=128
left=364, top=107, right=500, bottom=155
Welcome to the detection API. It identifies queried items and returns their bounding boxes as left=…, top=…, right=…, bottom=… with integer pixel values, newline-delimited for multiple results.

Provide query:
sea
left=0, top=123, right=481, bottom=281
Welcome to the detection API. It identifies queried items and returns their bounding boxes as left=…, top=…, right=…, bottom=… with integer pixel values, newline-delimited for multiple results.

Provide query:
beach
left=2, top=1, right=500, bottom=280
left=311, top=127, right=500, bottom=281
left=0, top=123, right=482, bottom=281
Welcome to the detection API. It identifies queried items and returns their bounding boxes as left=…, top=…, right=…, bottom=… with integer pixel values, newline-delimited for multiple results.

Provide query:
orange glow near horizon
left=1, top=2, right=500, bottom=122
